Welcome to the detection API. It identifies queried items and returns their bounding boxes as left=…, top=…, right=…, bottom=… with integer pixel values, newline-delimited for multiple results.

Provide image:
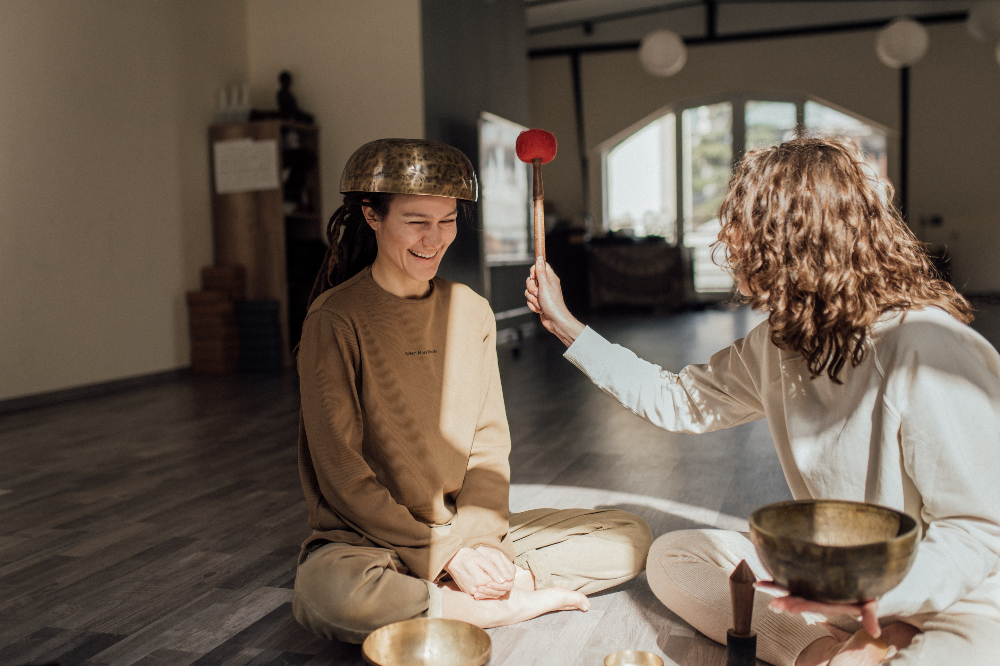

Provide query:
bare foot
left=797, top=627, right=910, bottom=666
left=440, top=576, right=588, bottom=629
left=499, top=585, right=589, bottom=625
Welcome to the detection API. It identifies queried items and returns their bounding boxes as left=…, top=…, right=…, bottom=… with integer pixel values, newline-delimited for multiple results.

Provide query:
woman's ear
left=361, top=202, right=379, bottom=230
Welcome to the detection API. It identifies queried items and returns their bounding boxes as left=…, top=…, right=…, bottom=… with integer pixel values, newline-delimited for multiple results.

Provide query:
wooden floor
left=4, top=304, right=999, bottom=666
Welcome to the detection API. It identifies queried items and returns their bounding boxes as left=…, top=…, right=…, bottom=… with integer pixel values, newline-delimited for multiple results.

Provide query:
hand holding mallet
left=519, top=128, right=588, bottom=346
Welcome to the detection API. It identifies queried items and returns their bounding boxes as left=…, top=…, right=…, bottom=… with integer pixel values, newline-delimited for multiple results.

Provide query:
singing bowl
left=362, top=618, right=491, bottom=666
left=604, top=650, right=664, bottom=666
left=750, top=500, right=918, bottom=603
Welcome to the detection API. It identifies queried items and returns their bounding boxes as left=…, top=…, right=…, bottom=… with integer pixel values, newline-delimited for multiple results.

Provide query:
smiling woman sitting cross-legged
left=291, top=139, right=652, bottom=644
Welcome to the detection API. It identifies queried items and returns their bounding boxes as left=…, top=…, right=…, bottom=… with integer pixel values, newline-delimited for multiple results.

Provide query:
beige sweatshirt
left=297, top=267, right=513, bottom=581
left=566, top=308, right=1000, bottom=621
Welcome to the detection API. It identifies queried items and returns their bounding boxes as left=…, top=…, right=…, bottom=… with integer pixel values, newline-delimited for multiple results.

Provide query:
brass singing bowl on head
left=604, top=650, right=664, bottom=666
left=362, top=618, right=491, bottom=666
left=750, top=499, right=919, bottom=603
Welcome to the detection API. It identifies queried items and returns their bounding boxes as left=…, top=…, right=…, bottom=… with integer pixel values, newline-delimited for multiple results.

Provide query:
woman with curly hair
left=526, top=136, right=1000, bottom=665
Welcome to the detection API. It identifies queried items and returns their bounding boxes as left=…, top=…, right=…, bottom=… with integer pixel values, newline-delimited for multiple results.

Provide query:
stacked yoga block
left=187, top=265, right=282, bottom=374
left=186, top=266, right=246, bottom=374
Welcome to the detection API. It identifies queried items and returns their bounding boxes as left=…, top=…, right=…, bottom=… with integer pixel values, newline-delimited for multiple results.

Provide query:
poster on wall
left=479, top=112, right=532, bottom=265
left=212, top=138, right=280, bottom=195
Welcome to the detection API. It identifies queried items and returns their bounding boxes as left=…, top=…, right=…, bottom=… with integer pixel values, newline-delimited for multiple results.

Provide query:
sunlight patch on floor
left=510, top=483, right=749, bottom=532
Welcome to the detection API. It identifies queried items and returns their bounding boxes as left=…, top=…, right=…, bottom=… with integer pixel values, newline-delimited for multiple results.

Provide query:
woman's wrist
left=552, top=314, right=585, bottom=347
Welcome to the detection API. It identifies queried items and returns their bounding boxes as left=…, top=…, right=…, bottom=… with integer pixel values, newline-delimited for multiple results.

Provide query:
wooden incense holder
left=726, top=560, right=758, bottom=666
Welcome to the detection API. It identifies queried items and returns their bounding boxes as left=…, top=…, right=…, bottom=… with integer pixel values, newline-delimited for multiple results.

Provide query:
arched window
left=602, top=95, right=889, bottom=294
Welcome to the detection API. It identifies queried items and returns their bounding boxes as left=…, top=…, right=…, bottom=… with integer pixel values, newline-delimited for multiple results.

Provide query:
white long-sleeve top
left=565, top=307, right=1000, bottom=620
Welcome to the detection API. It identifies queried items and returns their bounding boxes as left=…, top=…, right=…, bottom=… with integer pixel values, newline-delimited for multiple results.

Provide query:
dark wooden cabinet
left=209, top=120, right=322, bottom=367
left=586, top=240, right=688, bottom=312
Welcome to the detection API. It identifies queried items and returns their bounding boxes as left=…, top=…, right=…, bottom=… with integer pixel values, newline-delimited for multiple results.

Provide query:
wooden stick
left=730, top=560, right=756, bottom=637
left=532, top=158, right=545, bottom=263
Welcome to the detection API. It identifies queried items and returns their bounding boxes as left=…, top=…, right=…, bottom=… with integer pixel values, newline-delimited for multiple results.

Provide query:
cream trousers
left=293, top=507, right=652, bottom=643
left=647, top=529, right=1000, bottom=666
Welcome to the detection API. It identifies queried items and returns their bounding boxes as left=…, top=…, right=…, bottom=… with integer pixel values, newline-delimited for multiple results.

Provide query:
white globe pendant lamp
left=967, top=2, right=1000, bottom=42
left=875, top=17, right=930, bottom=69
left=639, top=30, right=687, bottom=77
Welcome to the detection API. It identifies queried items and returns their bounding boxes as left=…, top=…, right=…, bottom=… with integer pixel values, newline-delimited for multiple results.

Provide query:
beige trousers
left=293, top=507, right=652, bottom=643
left=647, top=529, right=1000, bottom=666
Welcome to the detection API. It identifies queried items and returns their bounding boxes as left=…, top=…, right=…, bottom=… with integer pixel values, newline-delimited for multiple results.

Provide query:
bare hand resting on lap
left=444, top=546, right=518, bottom=600
left=757, top=582, right=921, bottom=666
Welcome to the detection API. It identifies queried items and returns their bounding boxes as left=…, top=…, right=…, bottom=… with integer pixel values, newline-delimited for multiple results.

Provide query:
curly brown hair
left=715, top=136, right=972, bottom=383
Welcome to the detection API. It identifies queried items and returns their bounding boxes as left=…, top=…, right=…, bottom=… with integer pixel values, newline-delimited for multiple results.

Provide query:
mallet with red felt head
left=515, top=129, right=557, bottom=263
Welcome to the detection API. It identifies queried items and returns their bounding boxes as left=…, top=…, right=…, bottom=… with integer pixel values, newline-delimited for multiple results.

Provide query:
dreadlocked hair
left=307, top=192, right=393, bottom=307
left=714, top=135, right=972, bottom=383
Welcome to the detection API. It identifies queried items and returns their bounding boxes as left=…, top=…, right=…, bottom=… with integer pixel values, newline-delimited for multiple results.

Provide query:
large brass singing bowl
left=362, top=618, right=491, bottom=666
left=750, top=500, right=918, bottom=603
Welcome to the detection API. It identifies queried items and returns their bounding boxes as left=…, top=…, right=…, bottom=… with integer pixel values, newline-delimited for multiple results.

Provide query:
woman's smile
left=408, top=249, right=438, bottom=260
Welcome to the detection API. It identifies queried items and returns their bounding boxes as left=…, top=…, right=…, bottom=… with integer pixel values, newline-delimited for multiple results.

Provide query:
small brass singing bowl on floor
left=362, top=618, right=491, bottom=666
left=604, top=650, right=664, bottom=666
left=750, top=499, right=919, bottom=603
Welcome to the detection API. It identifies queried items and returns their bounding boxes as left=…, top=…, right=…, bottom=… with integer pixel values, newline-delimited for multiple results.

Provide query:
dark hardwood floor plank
left=128, top=648, right=203, bottom=666
left=38, top=630, right=128, bottom=665
left=157, top=587, right=294, bottom=654
left=85, top=588, right=237, bottom=665
left=0, top=626, right=73, bottom=665
left=1, top=536, right=200, bottom=619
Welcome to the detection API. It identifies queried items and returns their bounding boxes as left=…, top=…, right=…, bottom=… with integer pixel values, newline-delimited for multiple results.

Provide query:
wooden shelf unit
left=209, top=120, right=322, bottom=368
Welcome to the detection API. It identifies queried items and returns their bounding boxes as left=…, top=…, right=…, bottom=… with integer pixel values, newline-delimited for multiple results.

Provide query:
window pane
left=682, top=102, right=733, bottom=292
left=804, top=100, right=887, bottom=179
left=606, top=113, right=676, bottom=242
left=745, top=101, right=796, bottom=151
left=683, top=102, right=732, bottom=231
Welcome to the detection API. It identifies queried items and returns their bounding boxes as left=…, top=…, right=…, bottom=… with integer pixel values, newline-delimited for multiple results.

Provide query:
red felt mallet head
left=516, top=129, right=557, bottom=164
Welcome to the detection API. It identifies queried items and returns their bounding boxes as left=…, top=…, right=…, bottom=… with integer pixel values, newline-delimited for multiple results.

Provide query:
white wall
left=0, top=1, right=426, bottom=402
left=245, top=0, right=425, bottom=227
left=530, top=21, right=1000, bottom=291
left=0, top=0, right=247, bottom=401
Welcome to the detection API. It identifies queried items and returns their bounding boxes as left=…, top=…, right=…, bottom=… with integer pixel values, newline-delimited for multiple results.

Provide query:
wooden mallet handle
left=532, top=158, right=545, bottom=263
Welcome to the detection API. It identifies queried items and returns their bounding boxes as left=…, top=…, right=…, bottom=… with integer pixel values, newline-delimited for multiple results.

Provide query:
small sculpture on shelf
left=276, top=70, right=314, bottom=124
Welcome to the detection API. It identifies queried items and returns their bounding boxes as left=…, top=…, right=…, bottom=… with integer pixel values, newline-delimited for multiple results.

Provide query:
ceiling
left=524, top=0, right=976, bottom=51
